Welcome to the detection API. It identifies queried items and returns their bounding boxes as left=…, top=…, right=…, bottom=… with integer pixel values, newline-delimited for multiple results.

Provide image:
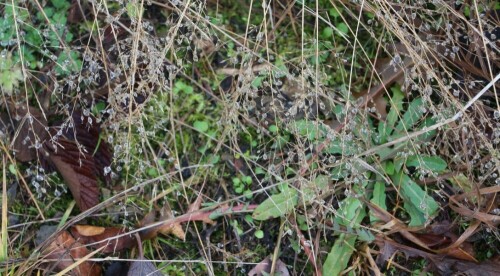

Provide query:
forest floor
left=0, top=0, right=499, bottom=275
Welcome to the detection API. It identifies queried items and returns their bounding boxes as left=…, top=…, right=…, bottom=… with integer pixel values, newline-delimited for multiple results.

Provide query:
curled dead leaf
left=73, top=225, right=106, bottom=236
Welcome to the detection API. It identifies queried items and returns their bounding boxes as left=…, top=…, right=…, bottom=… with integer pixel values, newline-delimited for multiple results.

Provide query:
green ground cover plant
left=1, top=0, right=499, bottom=275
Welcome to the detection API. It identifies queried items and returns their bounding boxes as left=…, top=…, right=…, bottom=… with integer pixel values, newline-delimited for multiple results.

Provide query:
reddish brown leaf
left=71, top=226, right=136, bottom=254
left=43, top=112, right=112, bottom=211
left=413, top=233, right=450, bottom=248
left=60, top=112, right=112, bottom=184
left=44, top=231, right=101, bottom=276
left=187, top=196, right=215, bottom=225
left=47, top=139, right=100, bottom=211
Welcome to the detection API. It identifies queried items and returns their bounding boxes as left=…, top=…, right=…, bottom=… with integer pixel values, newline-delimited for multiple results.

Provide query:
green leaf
left=289, top=120, right=326, bottom=141
left=416, top=117, right=438, bottom=141
left=395, top=97, right=424, bottom=133
left=8, top=164, right=17, bottom=175
left=193, top=121, right=209, bottom=133
left=302, top=175, right=329, bottom=203
left=326, top=139, right=358, bottom=155
left=268, top=125, right=278, bottom=133
left=337, top=197, right=365, bottom=227
left=356, top=228, right=375, bottom=242
left=253, top=187, right=298, bottom=220
left=323, top=234, right=357, bottom=275
left=126, top=2, right=143, bottom=19
left=382, top=161, right=395, bottom=176
left=378, top=86, right=404, bottom=142
left=448, top=173, right=473, bottom=194
left=251, top=76, right=264, bottom=89
left=336, top=23, right=349, bottom=35
left=322, top=27, right=334, bottom=38
left=405, top=155, right=447, bottom=173
left=254, top=230, right=264, bottom=239
left=370, top=182, right=387, bottom=223
left=147, top=168, right=158, bottom=177
left=50, top=0, right=70, bottom=10
left=329, top=7, right=342, bottom=18
left=392, top=172, right=439, bottom=224
left=404, top=201, right=426, bottom=226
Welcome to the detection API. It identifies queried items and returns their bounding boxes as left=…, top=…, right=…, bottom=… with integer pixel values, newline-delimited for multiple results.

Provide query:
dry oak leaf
left=44, top=231, right=101, bottom=276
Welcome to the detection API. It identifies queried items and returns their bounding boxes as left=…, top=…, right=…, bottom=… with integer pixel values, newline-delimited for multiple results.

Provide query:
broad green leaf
left=416, top=117, right=438, bottom=141
left=337, top=197, right=365, bottom=227
left=405, top=155, right=447, bottom=173
left=392, top=172, right=439, bottom=224
left=253, top=188, right=298, bottom=220
left=370, top=182, right=387, bottom=223
left=404, top=201, right=426, bottom=226
left=382, top=161, right=395, bottom=175
left=323, top=234, right=357, bottom=275
left=393, top=156, right=405, bottom=173
left=395, top=97, right=424, bottom=133
left=356, top=228, right=375, bottom=242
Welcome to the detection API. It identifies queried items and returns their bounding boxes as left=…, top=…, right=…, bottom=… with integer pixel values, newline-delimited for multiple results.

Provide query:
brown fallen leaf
left=187, top=196, right=215, bottom=225
left=248, top=256, right=290, bottom=276
left=46, top=139, right=101, bottom=211
left=44, top=231, right=101, bottom=276
left=127, top=258, right=163, bottom=276
left=432, top=256, right=500, bottom=276
left=156, top=204, right=186, bottom=240
left=42, top=112, right=112, bottom=211
left=127, top=233, right=163, bottom=276
left=366, top=201, right=479, bottom=262
left=71, top=226, right=136, bottom=254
